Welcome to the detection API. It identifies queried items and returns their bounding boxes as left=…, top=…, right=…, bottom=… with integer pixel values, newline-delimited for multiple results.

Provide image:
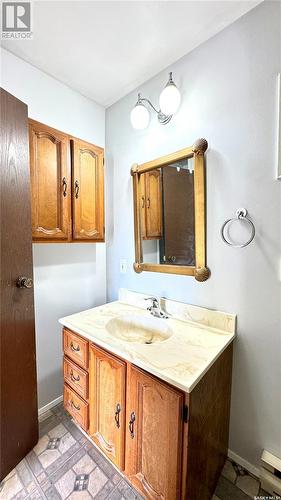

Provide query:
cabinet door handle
left=70, top=370, right=80, bottom=382
left=146, top=197, right=150, bottom=208
left=75, top=180, right=80, bottom=199
left=141, top=196, right=145, bottom=208
left=129, top=411, right=136, bottom=438
left=115, top=403, right=121, bottom=428
left=71, top=400, right=80, bottom=411
left=70, top=341, right=80, bottom=352
left=62, top=177, right=67, bottom=197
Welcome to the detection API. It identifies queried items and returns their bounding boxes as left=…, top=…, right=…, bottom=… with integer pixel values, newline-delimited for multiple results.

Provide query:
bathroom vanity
left=59, top=290, right=236, bottom=500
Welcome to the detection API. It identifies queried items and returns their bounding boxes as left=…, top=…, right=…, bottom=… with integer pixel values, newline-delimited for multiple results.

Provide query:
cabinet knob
left=16, top=276, right=33, bottom=289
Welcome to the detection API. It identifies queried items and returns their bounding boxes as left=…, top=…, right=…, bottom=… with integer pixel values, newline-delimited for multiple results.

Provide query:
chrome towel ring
left=221, top=208, right=255, bottom=248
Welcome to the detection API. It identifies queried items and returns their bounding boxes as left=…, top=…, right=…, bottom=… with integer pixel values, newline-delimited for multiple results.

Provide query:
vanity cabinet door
left=144, top=169, right=162, bottom=239
left=89, top=345, right=126, bottom=470
left=29, top=119, right=71, bottom=241
left=71, top=138, right=104, bottom=241
left=125, top=365, right=184, bottom=500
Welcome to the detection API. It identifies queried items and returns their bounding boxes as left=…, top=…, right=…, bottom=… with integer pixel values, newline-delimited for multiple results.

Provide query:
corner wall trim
left=228, top=449, right=260, bottom=478
left=38, top=395, right=63, bottom=416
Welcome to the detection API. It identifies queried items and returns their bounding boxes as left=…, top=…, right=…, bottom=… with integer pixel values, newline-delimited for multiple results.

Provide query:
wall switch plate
left=120, top=259, right=127, bottom=274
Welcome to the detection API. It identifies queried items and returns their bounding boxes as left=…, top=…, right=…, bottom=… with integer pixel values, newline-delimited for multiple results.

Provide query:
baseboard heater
left=261, top=450, right=281, bottom=496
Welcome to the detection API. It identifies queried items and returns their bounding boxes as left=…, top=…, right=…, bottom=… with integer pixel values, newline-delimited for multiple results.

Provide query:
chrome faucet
left=145, top=297, right=169, bottom=319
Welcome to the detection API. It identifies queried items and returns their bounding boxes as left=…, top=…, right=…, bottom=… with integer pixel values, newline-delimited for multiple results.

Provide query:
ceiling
left=2, top=1, right=262, bottom=107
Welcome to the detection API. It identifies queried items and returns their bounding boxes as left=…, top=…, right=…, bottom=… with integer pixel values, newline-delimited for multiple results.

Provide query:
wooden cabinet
left=62, top=328, right=233, bottom=500
left=64, top=384, right=89, bottom=431
left=29, top=119, right=71, bottom=241
left=63, top=357, right=88, bottom=400
left=71, top=138, right=104, bottom=241
left=28, top=119, right=104, bottom=242
left=63, top=328, right=90, bottom=432
left=63, top=328, right=89, bottom=370
left=89, top=345, right=126, bottom=469
left=125, top=365, right=184, bottom=499
left=140, top=170, right=162, bottom=239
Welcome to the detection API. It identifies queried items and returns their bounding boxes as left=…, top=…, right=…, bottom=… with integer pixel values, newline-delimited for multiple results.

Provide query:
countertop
left=59, top=296, right=236, bottom=393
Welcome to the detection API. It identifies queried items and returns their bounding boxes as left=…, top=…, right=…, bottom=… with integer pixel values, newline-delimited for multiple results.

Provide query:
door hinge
left=183, top=405, right=189, bottom=423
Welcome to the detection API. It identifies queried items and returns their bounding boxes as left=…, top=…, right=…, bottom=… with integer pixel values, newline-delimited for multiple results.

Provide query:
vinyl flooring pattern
left=0, top=403, right=274, bottom=500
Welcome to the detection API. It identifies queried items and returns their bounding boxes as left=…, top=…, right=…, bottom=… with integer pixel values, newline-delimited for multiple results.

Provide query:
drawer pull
left=70, top=370, right=80, bottom=383
left=70, top=341, right=80, bottom=352
left=71, top=400, right=81, bottom=411
left=115, top=403, right=121, bottom=429
left=129, top=411, right=136, bottom=438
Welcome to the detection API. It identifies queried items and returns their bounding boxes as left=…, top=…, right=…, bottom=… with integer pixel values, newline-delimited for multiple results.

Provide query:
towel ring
left=221, top=208, right=255, bottom=248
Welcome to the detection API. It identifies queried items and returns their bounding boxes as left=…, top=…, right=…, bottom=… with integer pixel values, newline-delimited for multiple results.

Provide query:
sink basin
left=106, top=314, right=173, bottom=345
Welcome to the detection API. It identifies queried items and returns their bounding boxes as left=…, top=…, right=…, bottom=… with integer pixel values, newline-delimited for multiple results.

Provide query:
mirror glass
left=141, top=157, right=195, bottom=266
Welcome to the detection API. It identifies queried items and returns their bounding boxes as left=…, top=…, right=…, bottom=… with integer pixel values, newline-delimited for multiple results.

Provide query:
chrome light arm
left=136, top=94, right=172, bottom=125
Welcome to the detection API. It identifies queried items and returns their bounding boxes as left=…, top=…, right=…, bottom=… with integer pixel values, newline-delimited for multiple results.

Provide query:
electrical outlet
left=120, top=259, right=127, bottom=274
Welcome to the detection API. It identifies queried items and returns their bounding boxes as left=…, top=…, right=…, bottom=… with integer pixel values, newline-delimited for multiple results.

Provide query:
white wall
left=1, top=48, right=106, bottom=408
left=106, top=1, right=281, bottom=469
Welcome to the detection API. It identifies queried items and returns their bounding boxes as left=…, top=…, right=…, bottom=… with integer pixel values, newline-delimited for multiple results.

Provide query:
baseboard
left=38, top=395, right=63, bottom=416
left=228, top=449, right=260, bottom=479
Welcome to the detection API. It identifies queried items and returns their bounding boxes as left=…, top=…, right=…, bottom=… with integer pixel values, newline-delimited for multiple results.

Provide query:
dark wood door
left=125, top=365, right=184, bottom=499
left=0, top=88, right=38, bottom=481
left=89, top=345, right=126, bottom=469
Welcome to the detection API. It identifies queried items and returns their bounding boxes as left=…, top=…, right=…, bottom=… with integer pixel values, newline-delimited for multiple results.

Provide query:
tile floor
left=0, top=402, right=273, bottom=500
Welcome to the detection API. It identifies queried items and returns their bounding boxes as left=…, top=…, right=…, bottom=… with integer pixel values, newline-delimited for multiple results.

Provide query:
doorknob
left=16, top=276, right=33, bottom=289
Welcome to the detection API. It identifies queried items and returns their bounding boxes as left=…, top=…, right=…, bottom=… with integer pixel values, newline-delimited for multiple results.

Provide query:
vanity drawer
left=64, top=384, right=89, bottom=430
left=63, top=328, right=89, bottom=369
left=64, top=357, right=88, bottom=400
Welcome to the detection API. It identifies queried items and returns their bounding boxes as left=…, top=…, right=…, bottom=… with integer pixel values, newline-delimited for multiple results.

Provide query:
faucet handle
left=144, top=297, right=159, bottom=307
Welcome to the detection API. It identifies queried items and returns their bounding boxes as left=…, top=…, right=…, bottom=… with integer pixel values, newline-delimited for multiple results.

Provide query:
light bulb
left=159, top=73, right=181, bottom=116
left=130, top=103, right=150, bottom=130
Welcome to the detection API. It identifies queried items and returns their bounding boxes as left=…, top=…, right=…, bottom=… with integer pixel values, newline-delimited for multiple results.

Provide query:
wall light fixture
left=130, top=72, right=181, bottom=130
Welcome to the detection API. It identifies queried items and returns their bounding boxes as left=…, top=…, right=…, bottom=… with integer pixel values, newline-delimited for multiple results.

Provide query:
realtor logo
left=1, top=2, right=32, bottom=38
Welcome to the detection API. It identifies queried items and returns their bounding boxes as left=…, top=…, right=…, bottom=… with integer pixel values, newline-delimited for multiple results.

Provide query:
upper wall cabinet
left=140, top=170, right=162, bottom=240
left=71, top=138, right=104, bottom=241
left=28, top=119, right=104, bottom=243
left=29, top=119, right=71, bottom=241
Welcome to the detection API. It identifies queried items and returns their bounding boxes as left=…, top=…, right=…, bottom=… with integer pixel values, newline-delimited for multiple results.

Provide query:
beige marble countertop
left=59, top=291, right=236, bottom=393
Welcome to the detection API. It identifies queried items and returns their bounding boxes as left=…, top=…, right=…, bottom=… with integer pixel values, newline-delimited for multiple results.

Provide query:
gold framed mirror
left=131, top=138, right=210, bottom=281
